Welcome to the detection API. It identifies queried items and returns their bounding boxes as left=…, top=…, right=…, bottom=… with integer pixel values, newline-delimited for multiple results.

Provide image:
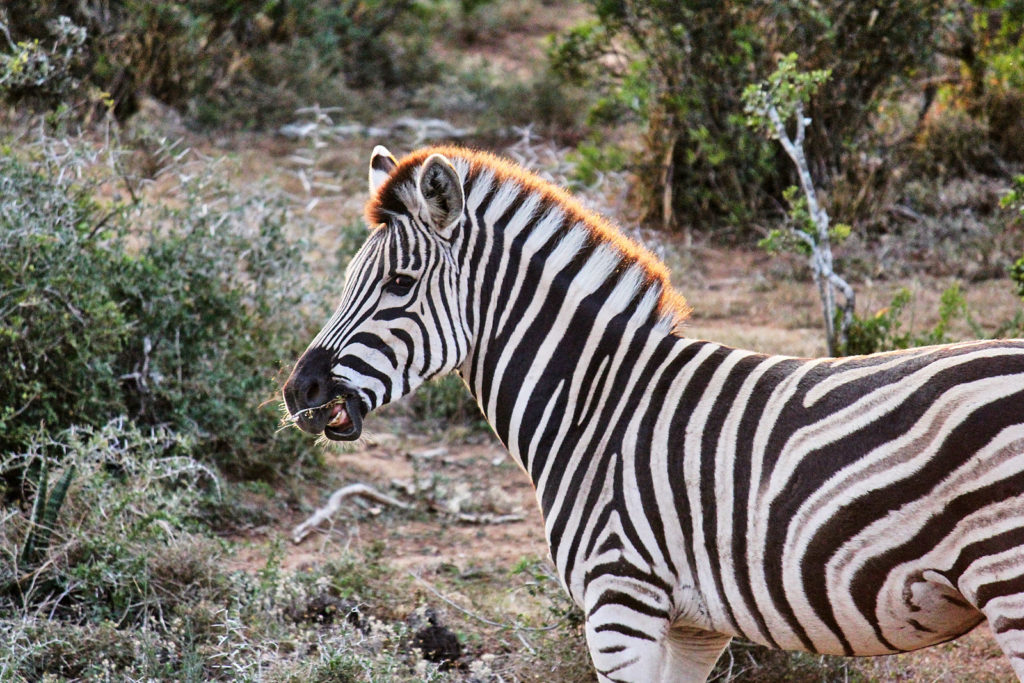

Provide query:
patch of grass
left=711, top=641, right=867, bottom=682
left=1, top=434, right=461, bottom=681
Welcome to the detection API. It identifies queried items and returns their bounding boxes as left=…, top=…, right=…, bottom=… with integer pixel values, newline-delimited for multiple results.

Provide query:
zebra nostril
left=284, top=347, right=335, bottom=415
left=304, top=378, right=322, bottom=407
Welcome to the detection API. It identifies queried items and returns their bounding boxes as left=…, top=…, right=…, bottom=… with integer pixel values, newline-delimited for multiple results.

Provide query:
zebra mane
left=364, top=145, right=692, bottom=331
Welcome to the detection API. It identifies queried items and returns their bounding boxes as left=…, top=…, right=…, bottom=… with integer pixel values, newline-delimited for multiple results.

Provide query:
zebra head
left=282, top=146, right=470, bottom=440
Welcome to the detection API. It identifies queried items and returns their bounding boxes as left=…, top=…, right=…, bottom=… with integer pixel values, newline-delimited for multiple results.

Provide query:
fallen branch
left=446, top=511, right=525, bottom=525
left=293, top=481, right=526, bottom=543
left=291, top=483, right=411, bottom=543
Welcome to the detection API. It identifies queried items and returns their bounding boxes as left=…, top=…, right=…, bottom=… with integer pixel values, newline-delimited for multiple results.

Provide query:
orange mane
left=364, top=145, right=691, bottom=328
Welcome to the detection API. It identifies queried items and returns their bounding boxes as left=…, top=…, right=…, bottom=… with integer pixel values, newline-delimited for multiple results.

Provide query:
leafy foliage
left=742, top=54, right=830, bottom=137
left=757, top=187, right=850, bottom=258
left=842, top=284, right=969, bottom=355
left=114, top=167, right=317, bottom=474
left=0, top=152, right=131, bottom=452
left=0, top=135, right=323, bottom=476
left=549, top=0, right=1020, bottom=233
left=550, top=1, right=779, bottom=228
left=1012, top=256, right=1024, bottom=300
left=2, top=0, right=436, bottom=124
left=950, top=1, right=1024, bottom=162
left=0, top=15, right=89, bottom=110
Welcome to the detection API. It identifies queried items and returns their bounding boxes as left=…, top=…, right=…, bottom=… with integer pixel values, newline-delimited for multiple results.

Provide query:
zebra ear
left=368, top=145, right=398, bottom=195
left=416, top=153, right=464, bottom=239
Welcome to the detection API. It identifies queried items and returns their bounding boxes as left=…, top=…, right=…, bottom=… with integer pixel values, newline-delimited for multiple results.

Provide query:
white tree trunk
left=766, top=103, right=855, bottom=355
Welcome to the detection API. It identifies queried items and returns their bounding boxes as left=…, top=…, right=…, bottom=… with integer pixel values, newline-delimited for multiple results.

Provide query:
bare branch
left=292, top=483, right=411, bottom=543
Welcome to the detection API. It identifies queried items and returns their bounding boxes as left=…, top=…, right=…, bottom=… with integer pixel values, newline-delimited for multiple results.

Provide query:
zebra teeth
left=326, top=404, right=350, bottom=428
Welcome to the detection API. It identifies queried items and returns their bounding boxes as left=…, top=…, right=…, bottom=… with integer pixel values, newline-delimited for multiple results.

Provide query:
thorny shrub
left=0, top=421, right=457, bottom=682
left=0, top=125, right=325, bottom=477
left=1, top=421, right=222, bottom=679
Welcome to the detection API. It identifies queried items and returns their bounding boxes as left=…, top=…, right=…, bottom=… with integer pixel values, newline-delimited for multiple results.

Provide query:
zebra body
left=283, top=145, right=1024, bottom=681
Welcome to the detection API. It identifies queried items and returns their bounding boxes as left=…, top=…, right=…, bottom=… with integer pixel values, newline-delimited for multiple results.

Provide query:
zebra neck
left=461, top=232, right=681, bottom=482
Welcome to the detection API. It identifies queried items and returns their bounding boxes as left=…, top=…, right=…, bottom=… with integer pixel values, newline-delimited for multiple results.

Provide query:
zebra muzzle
left=288, top=393, right=364, bottom=441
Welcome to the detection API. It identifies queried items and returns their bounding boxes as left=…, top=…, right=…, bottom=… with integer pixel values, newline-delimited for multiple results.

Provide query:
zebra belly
left=717, top=574, right=982, bottom=656
left=735, top=561, right=986, bottom=656
left=755, top=492, right=1024, bottom=656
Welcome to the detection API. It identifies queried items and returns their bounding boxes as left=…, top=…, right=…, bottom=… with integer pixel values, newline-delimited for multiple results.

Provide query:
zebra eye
left=384, top=273, right=415, bottom=296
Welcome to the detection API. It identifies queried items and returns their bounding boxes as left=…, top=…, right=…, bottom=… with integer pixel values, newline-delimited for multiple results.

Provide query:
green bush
left=549, top=1, right=779, bottom=229
left=549, top=0, right=1024, bottom=234
left=113, top=167, right=317, bottom=474
left=1012, top=256, right=1024, bottom=300
left=3, top=1, right=438, bottom=125
left=999, top=176, right=1024, bottom=333
left=0, top=15, right=90, bottom=112
left=952, top=1, right=1024, bottom=162
left=841, top=284, right=969, bottom=356
left=0, top=135, right=324, bottom=476
left=0, top=153, right=132, bottom=452
left=408, top=375, right=483, bottom=426
left=909, top=101, right=1002, bottom=178
left=1, top=421, right=219, bottom=622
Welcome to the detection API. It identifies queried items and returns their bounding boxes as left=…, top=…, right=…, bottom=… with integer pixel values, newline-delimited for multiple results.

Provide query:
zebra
left=282, top=144, right=1024, bottom=682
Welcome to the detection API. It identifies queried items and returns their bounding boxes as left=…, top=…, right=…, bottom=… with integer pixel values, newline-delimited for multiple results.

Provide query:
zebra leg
left=664, top=625, right=732, bottom=682
left=583, top=590, right=730, bottom=682
left=957, top=549, right=1024, bottom=680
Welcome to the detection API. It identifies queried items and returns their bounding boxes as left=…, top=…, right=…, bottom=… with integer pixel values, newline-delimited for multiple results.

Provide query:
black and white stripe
left=283, top=145, right=1024, bottom=682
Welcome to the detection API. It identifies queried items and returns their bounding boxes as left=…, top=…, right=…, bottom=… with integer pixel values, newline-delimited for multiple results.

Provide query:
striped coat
left=283, top=145, right=1024, bottom=681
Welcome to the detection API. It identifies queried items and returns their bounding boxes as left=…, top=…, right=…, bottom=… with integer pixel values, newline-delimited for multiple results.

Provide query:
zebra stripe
left=282, top=145, right=1024, bottom=682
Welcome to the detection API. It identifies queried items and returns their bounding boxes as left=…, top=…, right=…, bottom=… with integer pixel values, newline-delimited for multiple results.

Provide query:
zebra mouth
left=289, top=393, right=364, bottom=441
left=323, top=395, right=363, bottom=441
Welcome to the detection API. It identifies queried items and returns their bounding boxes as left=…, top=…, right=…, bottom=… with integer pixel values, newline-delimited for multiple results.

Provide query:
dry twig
left=292, top=480, right=526, bottom=543
left=292, top=483, right=412, bottom=543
